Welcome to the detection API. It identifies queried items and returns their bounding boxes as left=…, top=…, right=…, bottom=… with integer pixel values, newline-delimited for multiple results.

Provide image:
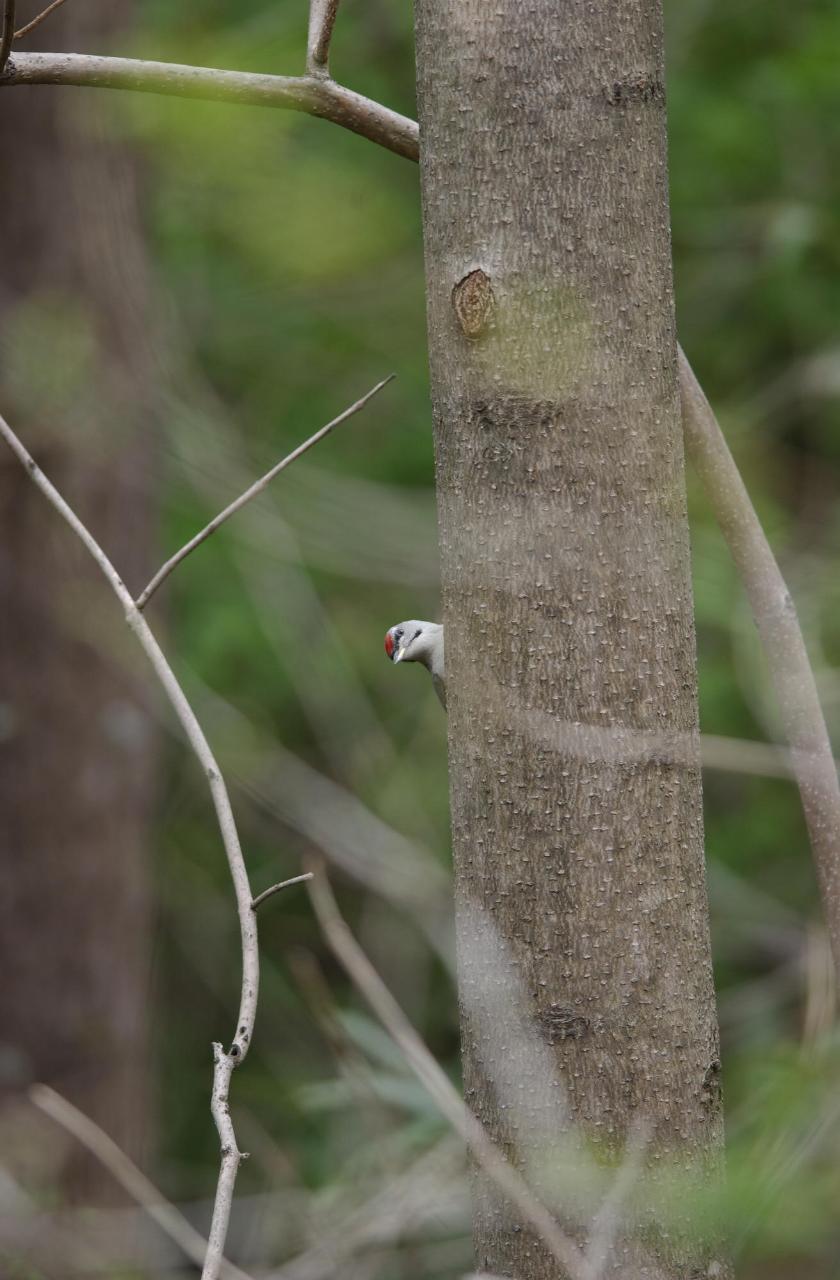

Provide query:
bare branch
left=0, top=0, right=15, bottom=74
left=305, top=861, right=594, bottom=1280
left=14, top=0, right=67, bottom=39
left=0, top=52, right=420, bottom=161
left=679, top=346, right=840, bottom=975
left=136, top=375, right=394, bottom=611
left=252, top=872, right=314, bottom=910
left=29, top=1084, right=253, bottom=1280
left=0, top=409, right=258, bottom=1280
left=205, top=1044, right=246, bottom=1278
left=307, top=0, right=341, bottom=75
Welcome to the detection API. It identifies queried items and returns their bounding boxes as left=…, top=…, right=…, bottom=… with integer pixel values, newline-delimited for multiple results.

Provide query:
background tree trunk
left=0, top=1, right=157, bottom=1207
left=414, top=1, right=725, bottom=1275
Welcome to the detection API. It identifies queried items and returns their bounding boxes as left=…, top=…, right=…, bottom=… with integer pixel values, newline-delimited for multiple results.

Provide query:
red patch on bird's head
left=384, top=631, right=395, bottom=659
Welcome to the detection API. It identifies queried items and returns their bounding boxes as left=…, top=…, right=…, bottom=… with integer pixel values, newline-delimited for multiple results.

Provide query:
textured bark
left=0, top=1, right=156, bottom=1208
left=414, top=2, right=725, bottom=1277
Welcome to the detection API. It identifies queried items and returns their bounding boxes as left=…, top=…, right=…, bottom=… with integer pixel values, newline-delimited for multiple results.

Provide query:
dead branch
left=679, top=346, right=840, bottom=976
left=252, top=873, right=313, bottom=911
left=207, top=1043, right=245, bottom=1275
left=136, top=375, right=393, bottom=611
left=29, top=1084, right=253, bottom=1280
left=14, top=0, right=67, bottom=39
left=0, top=409, right=257, bottom=1280
left=305, top=861, right=594, bottom=1280
left=0, top=52, right=419, bottom=160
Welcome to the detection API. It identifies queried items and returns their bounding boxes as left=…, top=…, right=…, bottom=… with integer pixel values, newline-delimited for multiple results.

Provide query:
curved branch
left=679, top=346, right=840, bottom=972
left=0, top=409, right=257, bottom=1280
left=0, top=51, right=420, bottom=161
left=252, top=872, right=313, bottom=910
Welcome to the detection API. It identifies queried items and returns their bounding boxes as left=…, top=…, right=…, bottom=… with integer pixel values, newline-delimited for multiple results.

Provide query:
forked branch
left=0, top=52, right=419, bottom=161
left=0, top=409, right=254, bottom=1280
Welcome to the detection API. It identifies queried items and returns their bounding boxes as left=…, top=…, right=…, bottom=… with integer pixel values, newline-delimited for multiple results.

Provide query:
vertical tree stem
left=414, top=1, right=725, bottom=1274
left=0, top=0, right=15, bottom=73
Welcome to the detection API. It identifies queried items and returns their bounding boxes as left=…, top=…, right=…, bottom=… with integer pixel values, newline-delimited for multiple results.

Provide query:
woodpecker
left=384, top=620, right=446, bottom=708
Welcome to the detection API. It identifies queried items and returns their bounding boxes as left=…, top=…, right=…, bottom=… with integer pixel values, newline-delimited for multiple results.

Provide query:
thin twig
left=29, top=1084, right=253, bottom=1280
left=0, top=53, right=420, bottom=161
left=14, top=0, right=67, bottom=39
left=679, top=346, right=840, bottom=977
left=305, top=860, right=593, bottom=1280
left=0, top=410, right=257, bottom=1280
left=307, top=0, right=341, bottom=75
left=0, top=0, right=15, bottom=73
left=136, top=374, right=393, bottom=610
left=252, top=872, right=313, bottom=910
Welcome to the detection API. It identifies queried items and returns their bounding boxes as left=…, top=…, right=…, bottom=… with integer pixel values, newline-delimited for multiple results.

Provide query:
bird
left=384, top=620, right=446, bottom=708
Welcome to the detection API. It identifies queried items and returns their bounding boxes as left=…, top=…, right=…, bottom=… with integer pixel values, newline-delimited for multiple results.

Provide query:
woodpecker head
left=384, top=620, right=439, bottom=667
left=384, top=620, right=446, bottom=706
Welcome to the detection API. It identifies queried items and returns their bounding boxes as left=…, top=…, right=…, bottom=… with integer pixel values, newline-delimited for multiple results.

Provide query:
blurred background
left=1, top=0, right=839, bottom=1275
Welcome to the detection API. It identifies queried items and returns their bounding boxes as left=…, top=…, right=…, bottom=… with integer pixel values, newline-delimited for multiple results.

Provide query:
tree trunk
left=0, top=1, right=157, bottom=1207
left=414, top=2, right=725, bottom=1276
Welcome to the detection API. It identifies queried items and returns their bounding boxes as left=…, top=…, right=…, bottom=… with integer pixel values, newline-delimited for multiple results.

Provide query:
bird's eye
left=395, top=629, right=403, bottom=642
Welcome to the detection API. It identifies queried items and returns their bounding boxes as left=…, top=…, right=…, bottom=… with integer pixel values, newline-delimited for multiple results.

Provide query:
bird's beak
left=394, top=646, right=407, bottom=663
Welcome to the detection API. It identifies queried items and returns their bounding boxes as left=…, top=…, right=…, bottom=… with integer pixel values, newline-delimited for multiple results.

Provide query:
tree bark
left=0, top=0, right=157, bottom=1208
left=414, top=2, right=725, bottom=1276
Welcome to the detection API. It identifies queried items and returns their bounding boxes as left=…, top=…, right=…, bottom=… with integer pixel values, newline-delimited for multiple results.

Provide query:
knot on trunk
left=535, top=1003, right=590, bottom=1044
left=452, top=269, right=495, bottom=338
